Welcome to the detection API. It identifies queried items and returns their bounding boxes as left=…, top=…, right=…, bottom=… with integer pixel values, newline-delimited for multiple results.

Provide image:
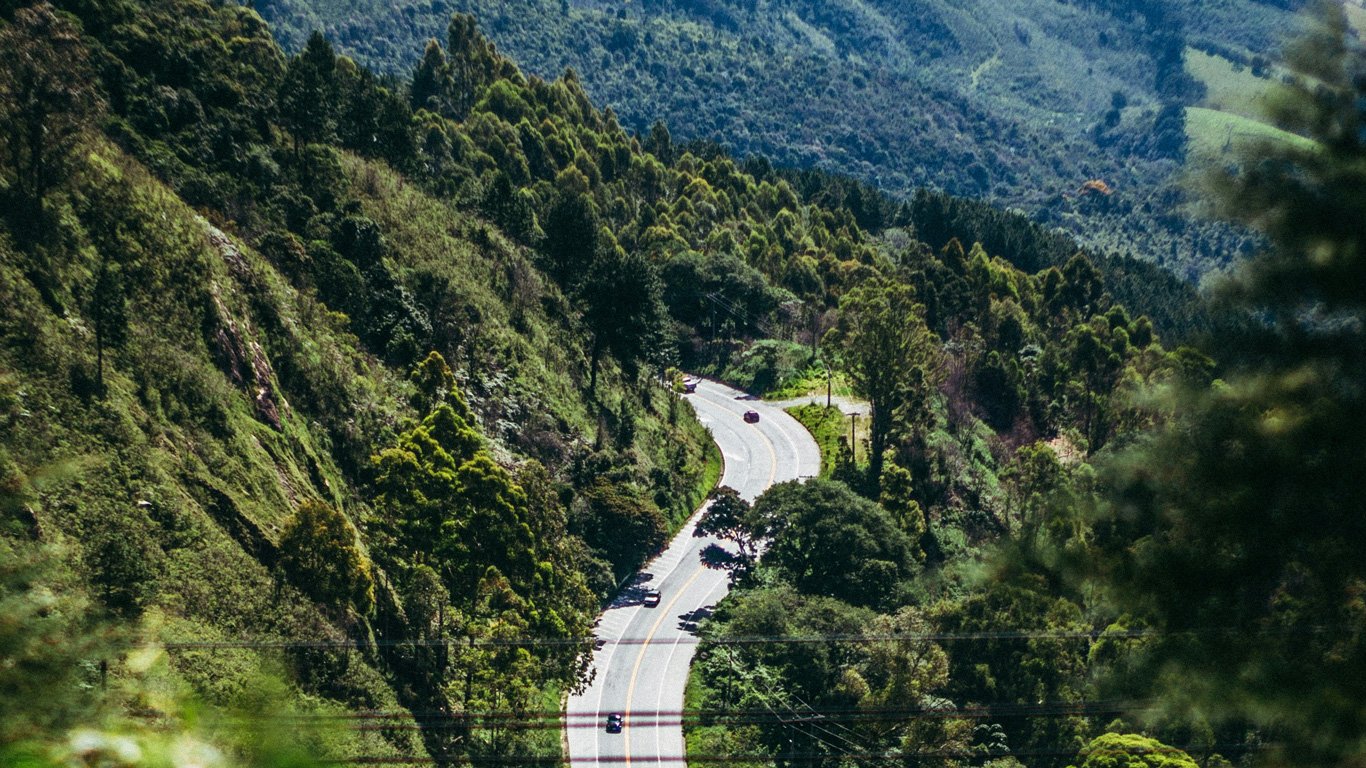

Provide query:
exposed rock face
left=203, top=220, right=284, bottom=430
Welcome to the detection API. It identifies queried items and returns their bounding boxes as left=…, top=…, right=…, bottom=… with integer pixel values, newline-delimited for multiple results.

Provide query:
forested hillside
left=5, top=0, right=1361, bottom=765
left=0, top=0, right=1203, bottom=762
left=0, top=0, right=732, bottom=762
left=254, top=0, right=1318, bottom=277
left=685, top=5, right=1366, bottom=767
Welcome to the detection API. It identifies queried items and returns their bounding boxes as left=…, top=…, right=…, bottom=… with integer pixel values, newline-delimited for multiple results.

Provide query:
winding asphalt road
left=565, top=378, right=821, bottom=766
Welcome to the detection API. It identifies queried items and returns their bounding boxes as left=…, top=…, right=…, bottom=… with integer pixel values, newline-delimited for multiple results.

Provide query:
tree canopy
left=277, top=499, right=375, bottom=615
left=1087, top=4, right=1366, bottom=763
left=0, top=1, right=101, bottom=229
left=751, top=479, right=917, bottom=610
left=826, top=277, right=941, bottom=491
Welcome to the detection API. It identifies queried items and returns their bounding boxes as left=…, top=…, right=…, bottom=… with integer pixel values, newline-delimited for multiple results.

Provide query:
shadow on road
left=676, top=605, right=714, bottom=634
left=608, top=572, right=655, bottom=608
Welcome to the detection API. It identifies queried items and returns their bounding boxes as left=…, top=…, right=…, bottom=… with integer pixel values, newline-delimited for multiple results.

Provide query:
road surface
left=769, top=393, right=870, bottom=416
left=565, top=378, right=821, bottom=766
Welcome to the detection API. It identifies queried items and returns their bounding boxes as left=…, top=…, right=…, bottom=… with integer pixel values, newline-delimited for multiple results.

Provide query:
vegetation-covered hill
left=685, top=5, right=1366, bottom=767
left=10, top=0, right=1356, bottom=764
left=254, top=0, right=1319, bottom=278
left=1, top=0, right=729, bottom=762
left=0, top=0, right=1184, bottom=760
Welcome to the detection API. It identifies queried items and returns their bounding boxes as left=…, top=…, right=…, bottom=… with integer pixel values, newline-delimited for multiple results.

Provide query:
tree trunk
left=588, top=336, right=602, bottom=396
left=95, top=329, right=104, bottom=397
left=869, top=401, right=889, bottom=494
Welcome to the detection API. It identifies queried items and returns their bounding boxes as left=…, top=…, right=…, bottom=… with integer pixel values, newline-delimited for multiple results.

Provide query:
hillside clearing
left=1185, top=46, right=1275, bottom=122
left=1185, top=106, right=1315, bottom=163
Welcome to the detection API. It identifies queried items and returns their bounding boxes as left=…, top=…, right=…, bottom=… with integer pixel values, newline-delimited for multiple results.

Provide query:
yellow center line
left=614, top=382, right=781, bottom=767
left=623, top=565, right=708, bottom=767
left=762, top=424, right=778, bottom=489
left=695, top=385, right=780, bottom=491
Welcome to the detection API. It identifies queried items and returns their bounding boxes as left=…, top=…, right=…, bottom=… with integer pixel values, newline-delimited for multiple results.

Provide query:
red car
left=743, top=410, right=760, bottom=423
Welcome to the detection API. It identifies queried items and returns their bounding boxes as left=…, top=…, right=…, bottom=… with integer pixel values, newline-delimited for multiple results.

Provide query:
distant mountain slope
left=255, top=0, right=1304, bottom=277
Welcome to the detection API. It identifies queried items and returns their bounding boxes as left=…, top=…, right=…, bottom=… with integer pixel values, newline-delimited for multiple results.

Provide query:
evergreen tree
left=481, top=171, right=537, bottom=243
left=338, top=64, right=416, bottom=165
left=827, top=277, right=942, bottom=492
left=1090, top=5, right=1366, bottom=764
left=580, top=246, right=669, bottom=393
left=277, top=31, right=339, bottom=151
left=541, top=189, right=599, bottom=288
left=878, top=459, right=926, bottom=555
left=410, top=38, right=455, bottom=117
left=644, top=120, right=673, bottom=164
left=446, top=13, right=498, bottom=120
left=0, top=2, right=101, bottom=232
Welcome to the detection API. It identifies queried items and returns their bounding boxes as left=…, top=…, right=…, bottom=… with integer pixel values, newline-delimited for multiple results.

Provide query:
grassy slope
left=1185, top=47, right=1276, bottom=121
left=783, top=404, right=868, bottom=479
left=1185, top=107, right=1315, bottom=162
left=1182, top=46, right=1316, bottom=165
left=344, top=154, right=720, bottom=533
left=2, top=144, right=420, bottom=760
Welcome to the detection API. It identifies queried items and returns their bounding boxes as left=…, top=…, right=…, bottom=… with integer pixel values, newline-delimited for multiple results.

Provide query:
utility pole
left=810, top=304, right=819, bottom=357
left=825, top=358, right=832, bottom=409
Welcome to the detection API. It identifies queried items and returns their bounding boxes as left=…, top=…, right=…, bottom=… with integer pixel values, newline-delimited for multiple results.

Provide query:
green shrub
left=277, top=499, right=375, bottom=615
left=1071, top=733, right=1199, bottom=768
left=720, top=339, right=812, bottom=396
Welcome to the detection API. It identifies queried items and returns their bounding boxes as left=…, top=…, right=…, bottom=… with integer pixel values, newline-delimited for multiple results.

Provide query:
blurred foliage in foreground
left=1, top=531, right=327, bottom=768
left=1086, top=2, right=1366, bottom=764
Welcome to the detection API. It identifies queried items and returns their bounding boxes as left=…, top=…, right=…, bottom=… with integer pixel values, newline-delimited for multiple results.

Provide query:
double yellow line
left=619, top=390, right=784, bottom=766
left=622, top=566, right=707, bottom=766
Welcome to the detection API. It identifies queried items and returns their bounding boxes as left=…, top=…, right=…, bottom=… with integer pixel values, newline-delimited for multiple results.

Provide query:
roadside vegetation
left=783, top=404, right=867, bottom=480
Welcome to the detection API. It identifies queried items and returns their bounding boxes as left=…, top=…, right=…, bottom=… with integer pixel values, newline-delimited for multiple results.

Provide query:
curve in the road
left=565, top=378, right=821, bottom=767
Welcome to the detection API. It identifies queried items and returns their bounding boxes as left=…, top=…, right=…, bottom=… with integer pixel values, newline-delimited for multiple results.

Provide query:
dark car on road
left=743, top=410, right=760, bottom=423
left=606, top=712, right=624, bottom=733
left=643, top=589, right=661, bottom=607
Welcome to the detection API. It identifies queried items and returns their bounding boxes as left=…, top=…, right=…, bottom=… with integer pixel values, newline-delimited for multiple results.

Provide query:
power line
left=154, top=628, right=1155, bottom=651
left=705, top=290, right=775, bottom=336
left=327, top=743, right=1268, bottom=764
left=216, top=700, right=1153, bottom=731
left=153, top=622, right=1340, bottom=652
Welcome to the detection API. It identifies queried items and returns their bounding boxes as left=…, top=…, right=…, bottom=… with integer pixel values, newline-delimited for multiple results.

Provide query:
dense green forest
left=2, top=0, right=1363, bottom=766
left=684, top=5, right=1366, bottom=768
left=253, top=0, right=1325, bottom=278
left=0, top=0, right=1189, bottom=761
